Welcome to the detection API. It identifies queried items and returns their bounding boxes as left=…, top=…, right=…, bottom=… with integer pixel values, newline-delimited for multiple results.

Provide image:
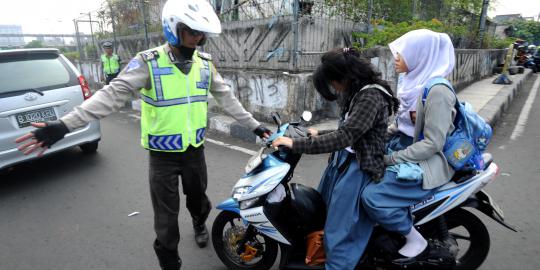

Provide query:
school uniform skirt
left=318, top=149, right=375, bottom=270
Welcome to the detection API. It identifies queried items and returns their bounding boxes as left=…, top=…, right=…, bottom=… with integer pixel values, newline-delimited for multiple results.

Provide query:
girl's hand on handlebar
left=271, top=136, right=293, bottom=150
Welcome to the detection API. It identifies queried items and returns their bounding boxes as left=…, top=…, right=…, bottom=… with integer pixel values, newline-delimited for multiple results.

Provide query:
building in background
left=494, top=14, right=523, bottom=23
left=0, top=25, right=25, bottom=48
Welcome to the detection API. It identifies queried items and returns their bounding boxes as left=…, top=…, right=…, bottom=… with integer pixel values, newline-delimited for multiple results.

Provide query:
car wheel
left=80, top=141, right=99, bottom=154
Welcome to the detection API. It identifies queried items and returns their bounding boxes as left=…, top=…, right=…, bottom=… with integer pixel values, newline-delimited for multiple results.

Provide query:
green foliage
left=323, top=0, right=483, bottom=23
left=353, top=19, right=467, bottom=49
left=510, top=20, right=540, bottom=45
left=483, top=35, right=516, bottom=49
left=63, top=51, right=80, bottom=62
left=84, top=44, right=98, bottom=59
left=24, top=40, right=44, bottom=49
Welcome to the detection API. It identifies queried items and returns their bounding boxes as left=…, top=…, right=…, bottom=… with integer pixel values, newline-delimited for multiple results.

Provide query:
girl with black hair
left=272, top=47, right=399, bottom=269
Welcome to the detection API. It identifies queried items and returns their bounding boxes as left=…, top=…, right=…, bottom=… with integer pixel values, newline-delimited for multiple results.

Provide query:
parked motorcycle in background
left=212, top=112, right=516, bottom=270
left=516, top=45, right=539, bottom=73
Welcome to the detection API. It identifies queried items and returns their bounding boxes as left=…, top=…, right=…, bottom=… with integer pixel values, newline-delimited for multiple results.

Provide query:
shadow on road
left=0, top=148, right=103, bottom=196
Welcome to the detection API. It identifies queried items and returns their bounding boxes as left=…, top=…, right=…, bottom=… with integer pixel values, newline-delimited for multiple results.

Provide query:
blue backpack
left=421, top=78, right=492, bottom=171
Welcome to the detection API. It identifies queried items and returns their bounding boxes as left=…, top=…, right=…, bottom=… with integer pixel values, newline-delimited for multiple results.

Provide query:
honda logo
left=24, top=92, right=39, bottom=101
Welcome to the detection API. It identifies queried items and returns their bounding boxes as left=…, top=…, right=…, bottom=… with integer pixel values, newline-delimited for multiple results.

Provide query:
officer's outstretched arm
left=210, top=67, right=260, bottom=130
left=61, top=56, right=150, bottom=131
left=14, top=56, right=150, bottom=157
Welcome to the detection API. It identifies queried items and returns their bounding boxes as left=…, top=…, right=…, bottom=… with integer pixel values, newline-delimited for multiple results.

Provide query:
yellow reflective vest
left=139, top=46, right=212, bottom=152
left=101, top=53, right=121, bottom=75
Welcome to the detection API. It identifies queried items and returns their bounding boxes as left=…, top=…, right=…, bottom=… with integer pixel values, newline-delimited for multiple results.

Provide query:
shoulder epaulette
left=141, top=50, right=159, bottom=62
left=197, top=51, right=212, bottom=61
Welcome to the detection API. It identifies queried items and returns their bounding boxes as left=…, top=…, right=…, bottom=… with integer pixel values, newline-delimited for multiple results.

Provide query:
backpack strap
left=343, top=84, right=391, bottom=120
left=360, top=84, right=392, bottom=97
left=418, top=77, right=458, bottom=141
left=421, top=77, right=456, bottom=106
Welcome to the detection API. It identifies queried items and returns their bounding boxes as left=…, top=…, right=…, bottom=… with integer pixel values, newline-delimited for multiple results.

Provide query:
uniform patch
left=197, top=51, right=212, bottom=61
left=126, top=58, right=141, bottom=72
left=141, top=50, right=159, bottom=62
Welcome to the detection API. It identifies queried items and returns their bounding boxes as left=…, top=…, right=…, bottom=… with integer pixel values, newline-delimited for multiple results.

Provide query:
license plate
left=16, top=107, right=57, bottom=128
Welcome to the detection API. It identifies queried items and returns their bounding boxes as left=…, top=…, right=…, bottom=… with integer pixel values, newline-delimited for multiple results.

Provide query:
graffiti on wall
left=223, top=73, right=288, bottom=109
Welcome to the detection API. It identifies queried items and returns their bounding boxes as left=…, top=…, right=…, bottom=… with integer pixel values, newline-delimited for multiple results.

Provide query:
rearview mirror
left=301, top=111, right=312, bottom=122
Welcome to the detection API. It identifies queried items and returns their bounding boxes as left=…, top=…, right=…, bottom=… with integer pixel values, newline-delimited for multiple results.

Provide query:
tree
left=95, top=0, right=163, bottom=37
left=510, top=20, right=540, bottom=45
left=24, top=40, right=44, bottom=48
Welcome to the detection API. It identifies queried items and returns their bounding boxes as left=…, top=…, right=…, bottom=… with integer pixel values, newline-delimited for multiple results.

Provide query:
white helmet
left=528, top=45, right=536, bottom=51
left=162, top=0, right=221, bottom=47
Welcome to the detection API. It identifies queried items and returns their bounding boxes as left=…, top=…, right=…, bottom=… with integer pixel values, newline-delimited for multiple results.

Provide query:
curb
left=478, top=69, right=533, bottom=127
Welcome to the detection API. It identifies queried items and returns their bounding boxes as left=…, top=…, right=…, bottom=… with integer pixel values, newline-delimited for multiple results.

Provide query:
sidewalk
left=207, top=69, right=534, bottom=143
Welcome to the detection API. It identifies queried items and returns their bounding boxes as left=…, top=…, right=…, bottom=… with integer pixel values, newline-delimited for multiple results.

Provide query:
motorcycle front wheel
left=212, top=211, right=278, bottom=270
left=445, top=208, right=490, bottom=270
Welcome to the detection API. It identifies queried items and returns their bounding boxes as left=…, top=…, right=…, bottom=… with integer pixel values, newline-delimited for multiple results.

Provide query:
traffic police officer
left=15, top=0, right=271, bottom=269
left=101, top=41, right=121, bottom=85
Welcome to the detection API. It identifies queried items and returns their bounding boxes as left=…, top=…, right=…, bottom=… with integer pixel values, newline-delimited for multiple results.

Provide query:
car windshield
left=0, top=53, right=74, bottom=94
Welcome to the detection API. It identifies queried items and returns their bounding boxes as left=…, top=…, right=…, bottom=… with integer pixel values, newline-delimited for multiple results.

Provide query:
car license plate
left=16, top=107, right=57, bottom=128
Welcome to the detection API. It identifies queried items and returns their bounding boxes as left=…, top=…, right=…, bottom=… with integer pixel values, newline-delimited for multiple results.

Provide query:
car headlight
left=232, top=186, right=251, bottom=200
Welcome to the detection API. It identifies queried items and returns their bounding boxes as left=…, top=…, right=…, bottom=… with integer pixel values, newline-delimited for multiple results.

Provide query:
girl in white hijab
left=362, top=29, right=458, bottom=264
left=391, top=29, right=455, bottom=136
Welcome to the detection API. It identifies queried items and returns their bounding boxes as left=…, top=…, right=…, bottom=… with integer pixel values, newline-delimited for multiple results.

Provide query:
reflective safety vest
left=139, top=46, right=212, bottom=152
left=101, top=53, right=121, bottom=75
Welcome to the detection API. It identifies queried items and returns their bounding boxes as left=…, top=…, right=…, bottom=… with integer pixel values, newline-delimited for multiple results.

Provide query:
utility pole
left=478, top=0, right=490, bottom=48
left=139, top=0, right=150, bottom=49
left=73, top=19, right=83, bottom=61
left=412, top=0, right=417, bottom=20
left=367, top=0, right=373, bottom=32
left=88, top=13, right=97, bottom=59
left=109, top=1, right=118, bottom=53
left=292, top=0, right=299, bottom=71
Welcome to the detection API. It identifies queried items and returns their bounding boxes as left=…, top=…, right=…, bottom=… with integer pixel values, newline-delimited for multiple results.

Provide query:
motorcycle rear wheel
left=212, top=211, right=278, bottom=270
left=445, top=208, right=490, bottom=270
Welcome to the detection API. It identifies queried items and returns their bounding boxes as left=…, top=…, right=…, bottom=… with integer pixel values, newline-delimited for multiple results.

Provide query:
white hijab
left=389, top=29, right=455, bottom=137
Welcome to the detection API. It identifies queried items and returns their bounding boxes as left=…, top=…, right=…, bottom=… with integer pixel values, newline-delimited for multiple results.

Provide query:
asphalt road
left=1, top=74, right=539, bottom=270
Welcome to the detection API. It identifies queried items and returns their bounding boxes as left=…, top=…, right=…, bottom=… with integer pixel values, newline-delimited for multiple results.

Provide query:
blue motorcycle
left=212, top=112, right=516, bottom=270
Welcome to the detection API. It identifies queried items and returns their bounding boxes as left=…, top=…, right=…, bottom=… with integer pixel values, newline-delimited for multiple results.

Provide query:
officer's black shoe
left=194, top=224, right=209, bottom=248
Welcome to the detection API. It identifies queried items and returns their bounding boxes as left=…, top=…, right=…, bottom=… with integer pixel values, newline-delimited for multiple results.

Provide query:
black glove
left=253, top=125, right=272, bottom=138
left=32, top=120, right=70, bottom=147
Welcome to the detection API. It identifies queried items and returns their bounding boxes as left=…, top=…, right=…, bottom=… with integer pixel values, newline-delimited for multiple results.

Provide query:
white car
left=0, top=48, right=101, bottom=170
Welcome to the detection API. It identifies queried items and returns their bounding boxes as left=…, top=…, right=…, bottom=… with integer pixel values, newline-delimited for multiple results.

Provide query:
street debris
left=128, top=212, right=140, bottom=217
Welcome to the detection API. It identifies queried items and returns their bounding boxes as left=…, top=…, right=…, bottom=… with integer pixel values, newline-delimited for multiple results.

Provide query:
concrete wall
left=214, top=69, right=337, bottom=123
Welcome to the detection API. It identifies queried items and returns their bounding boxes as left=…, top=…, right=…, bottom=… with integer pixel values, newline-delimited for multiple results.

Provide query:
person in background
left=101, top=41, right=121, bottom=85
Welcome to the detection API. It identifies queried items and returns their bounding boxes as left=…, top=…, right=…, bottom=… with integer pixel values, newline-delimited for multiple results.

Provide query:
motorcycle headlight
left=240, top=197, right=261, bottom=210
left=232, top=186, right=251, bottom=200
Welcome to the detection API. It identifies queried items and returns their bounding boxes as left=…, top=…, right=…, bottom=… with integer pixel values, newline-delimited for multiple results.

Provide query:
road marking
left=510, top=75, right=540, bottom=141
left=205, top=138, right=258, bottom=155
left=128, top=113, right=141, bottom=120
